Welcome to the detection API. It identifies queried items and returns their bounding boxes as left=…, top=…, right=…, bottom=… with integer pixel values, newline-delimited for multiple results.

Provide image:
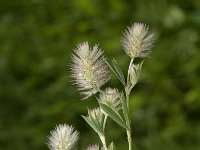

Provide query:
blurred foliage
left=0, top=0, right=200, bottom=149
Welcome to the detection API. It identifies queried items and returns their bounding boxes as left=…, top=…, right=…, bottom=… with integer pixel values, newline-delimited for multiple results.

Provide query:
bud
left=98, top=88, right=121, bottom=111
left=83, top=107, right=105, bottom=135
left=128, top=61, right=143, bottom=87
left=121, top=23, right=154, bottom=58
left=88, top=107, right=104, bottom=125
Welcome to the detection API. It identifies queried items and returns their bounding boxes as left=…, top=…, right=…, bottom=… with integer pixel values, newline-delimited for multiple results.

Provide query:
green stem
left=127, top=58, right=134, bottom=83
left=125, top=88, right=132, bottom=150
left=125, top=58, right=134, bottom=150
left=127, top=129, right=132, bottom=150
left=125, top=86, right=130, bottom=112
left=126, top=58, right=134, bottom=111
left=99, top=134, right=107, bottom=150
left=103, top=115, right=107, bottom=130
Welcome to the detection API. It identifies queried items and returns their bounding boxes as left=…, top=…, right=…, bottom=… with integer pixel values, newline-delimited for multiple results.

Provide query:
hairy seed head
left=47, top=124, right=79, bottom=150
left=121, top=23, right=154, bottom=58
left=71, top=42, right=110, bottom=99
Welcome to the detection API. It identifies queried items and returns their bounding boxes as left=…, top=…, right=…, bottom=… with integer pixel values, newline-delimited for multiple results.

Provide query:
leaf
left=99, top=103, right=128, bottom=129
left=82, top=116, right=103, bottom=134
left=104, top=58, right=126, bottom=86
left=108, top=142, right=116, bottom=150
left=93, top=111, right=102, bottom=129
left=112, top=59, right=126, bottom=85
left=136, top=60, right=143, bottom=79
left=120, top=92, right=130, bottom=128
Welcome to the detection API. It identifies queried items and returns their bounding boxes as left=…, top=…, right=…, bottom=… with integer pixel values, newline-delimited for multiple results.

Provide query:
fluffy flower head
left=71, top=42, right=110, bottom=99
left=85, top=144, right=100, bottom=150
left=47, top=124, right=79, bottom=150
left=121, top=23, right=154, bottom=58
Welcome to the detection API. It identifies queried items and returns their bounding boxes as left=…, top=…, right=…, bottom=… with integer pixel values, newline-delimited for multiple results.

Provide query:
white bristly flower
left=71, top=42, right=110, bottom=99
left=85, top=144, right=100, bottom=150
left=121, top=23, right=154, bottom=58
left=98, top=88, right=121, bottom=111
left=47, top=124, right=79, bottom=150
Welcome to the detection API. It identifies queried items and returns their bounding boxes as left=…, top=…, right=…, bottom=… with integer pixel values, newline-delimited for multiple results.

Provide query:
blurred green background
left=1, top=0, right=200, bottom=149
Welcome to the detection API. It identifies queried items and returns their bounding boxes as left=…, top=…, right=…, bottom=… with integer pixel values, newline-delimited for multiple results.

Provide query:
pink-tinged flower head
left=121, top=23, right=154, bottom=58
left=71, top=42, right=110, bottom=99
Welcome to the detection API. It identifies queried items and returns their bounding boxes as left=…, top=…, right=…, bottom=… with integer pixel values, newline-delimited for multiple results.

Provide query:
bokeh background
left=1, top=0, right=200, bottom=149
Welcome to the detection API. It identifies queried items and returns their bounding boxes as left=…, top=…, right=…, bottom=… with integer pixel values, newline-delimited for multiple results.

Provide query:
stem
left=127, top=129, right=132, bottom=150
left=125, top=58, right=134, bottom=150
left=103, top=115, right=107, bottom=130
left=126, top=58, right=134, bottom=111
left=99, top=134, right=107, bottom=150
left=97, top=89, right=107, bottom=149
left=125, top=88, right=133, bottom=150
left=125, top=86, right=130, bottom=112
left=127, top=58, right=134, bottom=83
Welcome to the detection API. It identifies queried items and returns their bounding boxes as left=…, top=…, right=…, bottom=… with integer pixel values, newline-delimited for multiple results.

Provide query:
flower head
left=85, top=144, right=100, bottom=150
left=121, top=23, right=154, bottom=58
left=71, top=42, right=110, bottom=99
left=98, top=88, right=121, bottom=111
left=47, top=124, right=79, bottom=150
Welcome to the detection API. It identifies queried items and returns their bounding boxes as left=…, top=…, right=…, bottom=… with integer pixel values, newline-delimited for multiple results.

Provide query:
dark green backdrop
left=0, top=0, right=200, bottom=149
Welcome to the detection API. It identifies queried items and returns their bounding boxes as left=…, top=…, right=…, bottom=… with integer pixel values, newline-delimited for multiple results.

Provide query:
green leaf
left=99, top=103, right=128, bottom=129
left=93, top=111, right=102, bottom=129
left=104, top=58, right=126, bottom=86
left=136, top=60, right=143, bottom=79
left=120, top=92, right=130, bottom=128
left=108, top=142, right=116, bottom=150
left=112, top=59, right=126, bottom=85
left=82, top=116, right=103, bottom=134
